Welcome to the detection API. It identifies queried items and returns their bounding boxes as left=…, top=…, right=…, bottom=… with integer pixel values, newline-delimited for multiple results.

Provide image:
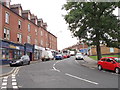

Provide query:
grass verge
left=89, top=55, right=120, bottom=60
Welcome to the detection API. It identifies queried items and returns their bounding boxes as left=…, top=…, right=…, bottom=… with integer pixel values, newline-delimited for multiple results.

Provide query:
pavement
left=0, top=60, right=41, bottom=77
left=79, top=56, right=98, bottom=69
left=0, top=57, right=97, bottom=77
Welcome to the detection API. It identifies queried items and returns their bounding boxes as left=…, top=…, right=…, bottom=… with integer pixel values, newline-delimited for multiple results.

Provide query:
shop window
left=5, top=12, right=9, bottom=24
left=18, top=20, right=22, bottom=29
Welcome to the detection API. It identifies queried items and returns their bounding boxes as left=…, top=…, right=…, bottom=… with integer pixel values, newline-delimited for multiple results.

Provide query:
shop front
left=0, top=40, right=25, bottom=65
left=24, top=43, right=34, bottom=61
left=34, top=45, right=44, bottom=60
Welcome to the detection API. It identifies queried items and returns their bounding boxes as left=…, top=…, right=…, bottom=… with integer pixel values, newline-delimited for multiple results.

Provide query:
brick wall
left=91, top=46, right=119, bottom=55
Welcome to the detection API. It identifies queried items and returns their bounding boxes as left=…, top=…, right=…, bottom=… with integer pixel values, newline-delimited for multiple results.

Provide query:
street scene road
left=0, top=56, right=119, bottom=89
left=0, top=1, right=120, bottom=90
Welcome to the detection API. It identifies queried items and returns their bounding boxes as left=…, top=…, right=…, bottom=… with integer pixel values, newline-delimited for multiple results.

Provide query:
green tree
left=63, top=2, right=120, bottom=60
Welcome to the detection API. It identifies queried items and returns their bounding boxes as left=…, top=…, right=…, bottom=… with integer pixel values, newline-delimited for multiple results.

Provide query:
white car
left=41, top=50, right=54, bottom=61
left=75, top=53, right=84, bottom=60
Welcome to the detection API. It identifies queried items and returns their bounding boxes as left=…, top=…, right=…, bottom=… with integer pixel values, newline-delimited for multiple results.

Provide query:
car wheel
left=21, top=62, right=23, bottom=66
left=10, top=64, right=13, bottom=67
left=98, top=65, right=102, bottom=71
left=115, top=68, right=120, bottom=74
left=28, top=61, right=30, bottom=65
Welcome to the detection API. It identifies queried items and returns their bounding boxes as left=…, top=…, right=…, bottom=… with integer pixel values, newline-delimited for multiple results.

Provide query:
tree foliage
left=63, top=2, right=120, bottom=59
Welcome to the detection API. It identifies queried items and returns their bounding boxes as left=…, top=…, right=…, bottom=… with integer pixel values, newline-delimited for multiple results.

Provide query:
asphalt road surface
left=0, top=56, right=119, bottom=89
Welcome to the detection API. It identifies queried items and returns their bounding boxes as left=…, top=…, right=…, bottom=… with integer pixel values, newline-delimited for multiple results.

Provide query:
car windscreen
left=76, top=54, right=82, bottom=56
left=114, top=58, right=120, bottom=63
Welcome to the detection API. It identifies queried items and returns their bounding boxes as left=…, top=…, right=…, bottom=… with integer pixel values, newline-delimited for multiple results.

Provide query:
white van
left=41, top=50, right=54, bottom=61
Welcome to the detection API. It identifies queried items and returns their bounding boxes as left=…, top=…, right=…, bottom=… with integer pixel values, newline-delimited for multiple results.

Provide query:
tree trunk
left=96, top=43, right=102, bottom=60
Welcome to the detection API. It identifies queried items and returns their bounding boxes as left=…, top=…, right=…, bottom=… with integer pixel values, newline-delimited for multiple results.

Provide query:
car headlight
left=16, top=61, right=20, bottom=63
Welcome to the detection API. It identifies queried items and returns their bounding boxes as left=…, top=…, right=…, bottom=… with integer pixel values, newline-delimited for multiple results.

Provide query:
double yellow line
left=0, top=67, right=20, bottom=78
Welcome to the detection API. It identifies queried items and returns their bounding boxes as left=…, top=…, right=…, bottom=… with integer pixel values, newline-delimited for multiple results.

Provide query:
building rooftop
left=10, top=4, right=21, bottom=8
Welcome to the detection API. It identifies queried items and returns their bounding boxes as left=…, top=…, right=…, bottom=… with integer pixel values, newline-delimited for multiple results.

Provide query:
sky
left=11, top=0, right=78, bottom=50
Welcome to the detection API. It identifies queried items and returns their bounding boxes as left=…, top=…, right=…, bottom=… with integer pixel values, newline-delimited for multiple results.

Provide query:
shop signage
left=1, top=41, right=9, bottom=48
left=25, top=43, right=33, bottom=52
left=9, top=45, right=16, bottom=49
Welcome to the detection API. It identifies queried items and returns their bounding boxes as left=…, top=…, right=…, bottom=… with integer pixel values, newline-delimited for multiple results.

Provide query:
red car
left=97, top=57, right=120, bottom=74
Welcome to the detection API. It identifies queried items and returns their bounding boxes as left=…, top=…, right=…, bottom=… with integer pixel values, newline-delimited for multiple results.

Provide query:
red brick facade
left=0, top=2, right=57, bottom=50
left=0, top=2, right=57, bottom=61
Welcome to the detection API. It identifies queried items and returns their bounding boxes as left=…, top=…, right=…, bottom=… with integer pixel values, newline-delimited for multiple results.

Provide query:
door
left=100, top=58, right=107, bottom=69
left=106, top=58, right=115, bottom=70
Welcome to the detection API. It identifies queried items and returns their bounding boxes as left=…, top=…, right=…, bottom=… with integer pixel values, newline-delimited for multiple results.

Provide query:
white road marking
left=75, top=60, right=79, bottom=64
left=65, top=73, right=98, bottom=85
left=90, top=68, right=95, bottom=69
left=12, top=79, right=16, bottom=82
left=1, top=86, right=7, bottom=89
left=12, top=74, right=15, bottom=77
left=12, top=76, right=15, bottom=79
left=13, top=86, right=18, bottom=89
left=12, top=82, right=17, bottom=86
left=3, top=79, right=7, bottom=82
left=53, top=67, right=60, bottom=72
left=2, top=82, right=7, bottom=86
left=3, top=76, right=8, bottom=79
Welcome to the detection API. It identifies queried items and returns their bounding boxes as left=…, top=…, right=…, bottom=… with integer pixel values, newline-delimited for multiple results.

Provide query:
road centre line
left=75, top=60, right=79, bottom=64
left=65, top=73, right=99, bottom=85
left=53, top=60, right=98, bottom=85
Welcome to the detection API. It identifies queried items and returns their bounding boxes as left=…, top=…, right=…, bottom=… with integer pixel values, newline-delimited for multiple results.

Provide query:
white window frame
left=5, top=12, right=9, bottom=24
left=18, top=20, right=22, bottom=29
left=35, top=19, right=37, bottom=25
left=6, top=2, right=10, bottom=8
left=35, top=39, right=38, bottom=45
left=35, top=29, right=38, bottom=35
left=28, top=13, right=31, bottom=20
left=28, top=24, right=31, bottom=32
left=27, top=36, right=31, bottom=43
left=4, top=28, right=10, bottom=40
left=17, top=34, right=22, bottom=43
left=41, top=40, right=43, bottom=46
left=19, top=8, right=22, bottom=16
left=41, top=31, right=43, bottom=36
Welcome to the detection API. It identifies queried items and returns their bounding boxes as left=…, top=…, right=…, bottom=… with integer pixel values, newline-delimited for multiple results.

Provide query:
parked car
left=75, top=53, right=84, bottom=60
left=55, top=54, right=63, bottom=60
left=9, top=54, right=30, bottom=67
left=63, top=54, right=68, bottom=58
left=97, top=57, right=120, bottom=74
left=41, top=50, right=54, bottom=61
